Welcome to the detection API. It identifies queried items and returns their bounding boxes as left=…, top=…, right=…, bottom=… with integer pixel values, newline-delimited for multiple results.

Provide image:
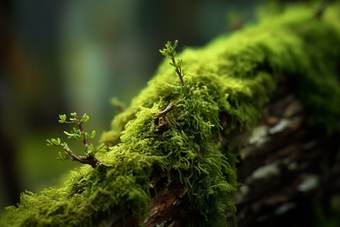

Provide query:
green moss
left=2, top=2, right=340, bottom=227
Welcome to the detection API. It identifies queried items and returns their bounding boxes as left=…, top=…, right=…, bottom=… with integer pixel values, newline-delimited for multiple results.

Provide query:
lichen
left=2, top=2, right=340, bottom=227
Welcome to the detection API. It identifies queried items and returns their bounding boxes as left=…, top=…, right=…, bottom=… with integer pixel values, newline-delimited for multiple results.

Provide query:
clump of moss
left=2, top=2, right=340, bottom=227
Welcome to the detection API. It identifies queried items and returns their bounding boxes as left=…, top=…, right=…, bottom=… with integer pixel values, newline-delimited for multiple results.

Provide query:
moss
left=2, top=2, right=340, bottom=227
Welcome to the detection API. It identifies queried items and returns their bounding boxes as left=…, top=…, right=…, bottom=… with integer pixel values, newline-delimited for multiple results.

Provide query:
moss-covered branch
left=2, top=2, right=340, bottom=227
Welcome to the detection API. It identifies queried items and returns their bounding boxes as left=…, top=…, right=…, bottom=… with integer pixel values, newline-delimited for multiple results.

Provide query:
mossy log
left=114, top=75, right=340, bottom=227
left=2, top=2, right=340, bottom=227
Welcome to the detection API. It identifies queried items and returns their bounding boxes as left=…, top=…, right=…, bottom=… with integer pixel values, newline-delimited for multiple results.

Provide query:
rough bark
left=228, top=75, right=340, bottom=227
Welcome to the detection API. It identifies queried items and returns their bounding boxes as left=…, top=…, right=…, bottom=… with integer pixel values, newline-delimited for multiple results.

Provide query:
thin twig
left=61, top=144, right=102, bottom=168
left=77, top=118, right=89, bottom=150
left=63, top=116, right=102, bottom=168
left=170, top=57, right=184, bottom=87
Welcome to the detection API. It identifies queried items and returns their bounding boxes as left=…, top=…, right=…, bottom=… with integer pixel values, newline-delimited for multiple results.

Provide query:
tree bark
left=228, top=75, right=340, bottom=227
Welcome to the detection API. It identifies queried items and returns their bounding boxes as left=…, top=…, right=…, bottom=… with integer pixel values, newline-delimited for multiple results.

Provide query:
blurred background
left=0, top=0, right=262, bottom=210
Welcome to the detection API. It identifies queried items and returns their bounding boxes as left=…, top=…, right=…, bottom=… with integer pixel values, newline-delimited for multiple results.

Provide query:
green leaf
left=59, top=114, right=66, bottom=120
left=86, top=144, right=95, bottom=155
left=81, top=114, right=89, bottom=123
left=69, top=118, right=77, bottom=123
left=159, top=49, right=167, bottom=56
left=51, top=138, right=59, bottom=146
left=58, top=151, right=64, bottom=159
left=90, top=130, right=96, bottom=139
left=72, top=134, right=82, bottom=141
left=46, top=139, right=52, bottom=146
left=70, top=112, right=77, bottom=117
left=174, top=40, right=178, bottom=48
left=98, top=143, right=105, bottom=150
left=58, top=114, right=66, bottom=123
left=64, top=131, right=73, bottom=136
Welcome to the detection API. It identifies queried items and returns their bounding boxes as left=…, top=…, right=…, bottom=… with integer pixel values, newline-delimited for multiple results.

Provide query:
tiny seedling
left=159, top=40, right=200, bottom=120
left=46, top=112, right=105, bottom=168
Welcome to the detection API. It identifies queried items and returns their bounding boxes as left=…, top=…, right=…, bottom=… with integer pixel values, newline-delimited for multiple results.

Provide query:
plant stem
left=170, top=56, right=184, bottom=87
left=77, top=119, right=89, bottom=150
left=64, top=115, right=101, bottom=168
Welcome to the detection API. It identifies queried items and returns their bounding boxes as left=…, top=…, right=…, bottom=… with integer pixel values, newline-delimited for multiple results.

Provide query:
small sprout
left=160, top=40, right=186, bottom=87
left=47, top=112, right=104, bottom=168
left=160, top=39, right=200, bottom=121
